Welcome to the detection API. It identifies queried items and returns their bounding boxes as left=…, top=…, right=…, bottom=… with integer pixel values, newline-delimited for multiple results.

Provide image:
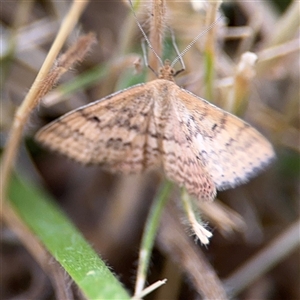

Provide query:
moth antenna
left=128, top=0, right=164, bottom=68
left=141, top=39, right=159, bottom=77
left=171, top=15, right=223, bottom=68
left=169, top=28, right=185, bottom=76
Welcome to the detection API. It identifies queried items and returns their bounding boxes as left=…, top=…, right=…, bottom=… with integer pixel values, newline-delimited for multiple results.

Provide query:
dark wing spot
left=212, top=123, right=217, bottom=131
left=106, top=138, right=123, bottom=149
left=90, top=116, right=101, bottom=123
left=129, top=125, right=139, bottom=131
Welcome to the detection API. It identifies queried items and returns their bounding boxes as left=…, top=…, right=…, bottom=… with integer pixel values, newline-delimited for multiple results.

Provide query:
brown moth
left=36, top=3, right=275, bottom=201
left=36, top=58, right=274, bottom=201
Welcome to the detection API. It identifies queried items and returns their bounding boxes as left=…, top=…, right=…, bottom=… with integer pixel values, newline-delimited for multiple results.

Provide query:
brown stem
left=147, top=0, right=166, bottom=81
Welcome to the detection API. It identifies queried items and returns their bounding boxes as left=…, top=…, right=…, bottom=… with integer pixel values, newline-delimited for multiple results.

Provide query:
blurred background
left=1, top=0, right=299, bottom=299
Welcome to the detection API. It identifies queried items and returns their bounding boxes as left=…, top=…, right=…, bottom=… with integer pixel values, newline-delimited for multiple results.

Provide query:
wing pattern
left=36, top=84, right=161, bottom=173
left=36, top=76, right=275, bottom=201
left=160, top=102, right=216, bottom=201
left=172, top=86, right=275, bottom=190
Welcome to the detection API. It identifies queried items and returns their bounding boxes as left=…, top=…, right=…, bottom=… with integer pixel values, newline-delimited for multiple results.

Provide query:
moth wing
left=161, top=102, right=216, bottom=201
left=36, top=84, right=161, bottom=173
left=173, top=86, right=275, bottom=190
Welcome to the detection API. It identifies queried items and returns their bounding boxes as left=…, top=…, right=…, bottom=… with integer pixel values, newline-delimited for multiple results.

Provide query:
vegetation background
left=1, top=0, right=299, bottom=299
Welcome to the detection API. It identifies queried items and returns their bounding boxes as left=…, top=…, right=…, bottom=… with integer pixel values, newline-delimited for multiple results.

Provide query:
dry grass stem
left=199, top=200, right=246, bottom=235
left=236, top=15, right=263, bottom=56
left=203, top=0, right=222, bottom=100
left=132, top=279, right=167, bottom=299
left=1, top=203, right=50, bottom=272
left=258, top=38, right=300, bottom=62
left=257, top=38, right=300, bottom=75
left=154, top=258, right=182, bottom=299
left=48, top=259, right=75, bottom=300
left=56, top=33, right=96, bottom=71
left=38, top=33, right=96, bottom=105
left=147, top=0, right=166, bottom=80
left=158, top=203, right=228, bottom=299
left=223, top=26, right=253, bottom=40
left=0, top=0, right=89, bottom=208
left=265, top=1, right=300, bottom=47
left=42, top=53, right=142, bottom=107
left=1, top=31, right=95, bottom=217
left=223, top=219, right=300, bottom=297
left=225, top=52, right=257, bottom=115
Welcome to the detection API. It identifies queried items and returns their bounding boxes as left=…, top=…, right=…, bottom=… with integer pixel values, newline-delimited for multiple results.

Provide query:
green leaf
left=8, top=174, right=130, bottom=300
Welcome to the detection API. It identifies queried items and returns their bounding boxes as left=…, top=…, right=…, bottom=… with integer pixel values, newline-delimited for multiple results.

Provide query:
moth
left=36, top=6, right=275, bottom=202
left=36, top=56, right=274, bottom=201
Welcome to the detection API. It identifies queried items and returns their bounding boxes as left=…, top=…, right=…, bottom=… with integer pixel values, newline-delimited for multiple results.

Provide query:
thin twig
left=203, top=1, right=222, bottom=101
left=0, top=0, right=89, bottom=212
left=147, top=0, right=166, bottom=80
left=223, top=219, right=300, bottom=297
